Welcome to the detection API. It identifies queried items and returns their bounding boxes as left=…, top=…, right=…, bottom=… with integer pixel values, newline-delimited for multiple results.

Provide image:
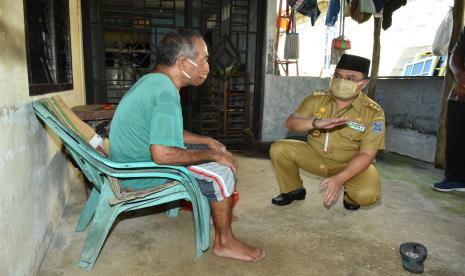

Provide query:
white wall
left=262, top=75, right=330, bottom=141
left=0, top=1, right=86, bottom=275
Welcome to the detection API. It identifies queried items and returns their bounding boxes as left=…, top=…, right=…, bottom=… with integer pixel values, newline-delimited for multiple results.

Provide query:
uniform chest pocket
left=338, top=128, right=364, bottom=146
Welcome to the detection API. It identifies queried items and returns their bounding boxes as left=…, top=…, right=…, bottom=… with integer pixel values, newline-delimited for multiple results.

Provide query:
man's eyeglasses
left=333, top=75, right=365, bottom=82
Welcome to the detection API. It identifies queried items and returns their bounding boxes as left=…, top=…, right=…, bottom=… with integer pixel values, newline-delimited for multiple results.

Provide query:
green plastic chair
left=32, top=99, right=210, bottom=271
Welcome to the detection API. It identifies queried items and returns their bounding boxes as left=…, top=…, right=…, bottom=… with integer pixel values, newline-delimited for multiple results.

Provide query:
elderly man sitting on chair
left=109, top=29, right=264, bottom=261
left=270, top=54, right=385, bottom=210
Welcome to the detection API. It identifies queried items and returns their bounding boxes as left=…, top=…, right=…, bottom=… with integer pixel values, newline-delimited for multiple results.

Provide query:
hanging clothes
left=289, top=0, right=321, bottom=26
left=372, top=0, right=386, bottom=13
left=350, top=0, right=372, bottom=23
left=308, top=0, right=321, bottom=26
left=325, top=0, right=340, bottom=26
left=382, top=0, right=407, bottom=30
left=360, top=0, right=376, bottom=14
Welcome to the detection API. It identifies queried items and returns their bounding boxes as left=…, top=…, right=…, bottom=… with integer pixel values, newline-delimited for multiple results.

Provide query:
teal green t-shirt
left=109, top=73, right=184, bottom=188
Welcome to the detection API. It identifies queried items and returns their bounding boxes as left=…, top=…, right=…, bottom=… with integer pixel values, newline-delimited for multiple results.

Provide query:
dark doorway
left=81, top=0, right=265, bottom=147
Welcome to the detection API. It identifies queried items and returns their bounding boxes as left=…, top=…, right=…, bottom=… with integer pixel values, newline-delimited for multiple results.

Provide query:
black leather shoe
left=271, top=188, right=306, bottom=206
left=343, top=199, right=360, bottom=210
left=343, top=192, right=360, bottom=211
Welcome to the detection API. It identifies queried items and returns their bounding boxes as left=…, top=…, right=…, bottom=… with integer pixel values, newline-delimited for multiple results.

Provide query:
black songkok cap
left=336, top=54, right=371, bottom=75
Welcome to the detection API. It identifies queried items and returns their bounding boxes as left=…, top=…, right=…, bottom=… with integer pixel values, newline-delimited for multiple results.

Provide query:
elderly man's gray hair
left=157, top=29, right=203, bottom=66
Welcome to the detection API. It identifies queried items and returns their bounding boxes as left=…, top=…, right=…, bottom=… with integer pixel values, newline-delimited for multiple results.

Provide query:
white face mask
left=329, top=78, right=360, bottom=100
left=181, top=58, right=199, bottom=79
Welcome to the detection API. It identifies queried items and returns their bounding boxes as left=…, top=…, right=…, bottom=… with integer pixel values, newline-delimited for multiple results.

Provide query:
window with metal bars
left=24, top=0, right=73, bottom=95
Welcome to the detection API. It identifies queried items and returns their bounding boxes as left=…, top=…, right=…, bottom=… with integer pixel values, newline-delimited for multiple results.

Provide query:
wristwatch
left=312, top=117, right=319, bottom=129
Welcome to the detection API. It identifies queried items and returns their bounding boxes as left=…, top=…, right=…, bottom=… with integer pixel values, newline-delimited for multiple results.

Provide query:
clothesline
left=286, top=0, right=406, bottom=30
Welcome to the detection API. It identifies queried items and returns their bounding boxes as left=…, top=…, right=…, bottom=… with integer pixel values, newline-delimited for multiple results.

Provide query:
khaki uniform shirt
left=294, top=90, right=385, bottom=164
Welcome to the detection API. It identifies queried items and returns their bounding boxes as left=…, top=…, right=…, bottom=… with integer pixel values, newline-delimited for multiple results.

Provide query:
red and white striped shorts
left=188, top=162, right=235, bottom=202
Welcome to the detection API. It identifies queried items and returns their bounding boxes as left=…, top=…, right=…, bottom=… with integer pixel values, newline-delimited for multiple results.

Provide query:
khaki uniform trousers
left=270, top=139, right=381, bottom=206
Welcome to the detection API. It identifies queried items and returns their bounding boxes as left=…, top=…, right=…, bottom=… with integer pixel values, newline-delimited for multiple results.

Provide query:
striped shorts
left=188, top=162, right=235, bottom=202
left=185, top=144, right=235, bottom=202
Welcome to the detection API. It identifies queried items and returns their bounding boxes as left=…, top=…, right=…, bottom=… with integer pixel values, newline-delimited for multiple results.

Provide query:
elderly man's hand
left=320, top=176, right=344, bottom=208
left=207, top=137, right=227, bottom=152
left=213, top=149, right=238, bottom=174
left=314, top=117, right=348, bottom=130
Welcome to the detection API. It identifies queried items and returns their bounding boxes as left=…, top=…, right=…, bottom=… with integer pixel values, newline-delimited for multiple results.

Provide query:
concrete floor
left=38, top=152, right=465, bottom=276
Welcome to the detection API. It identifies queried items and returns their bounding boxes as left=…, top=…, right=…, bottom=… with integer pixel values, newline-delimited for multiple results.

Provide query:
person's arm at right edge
left=450, top=51, right=465, bottom=78
left=450, top=28, right=465, bottom=95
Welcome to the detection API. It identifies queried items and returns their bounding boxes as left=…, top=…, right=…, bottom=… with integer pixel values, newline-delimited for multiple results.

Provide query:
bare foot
left=213, top=237, right=265, bottom=262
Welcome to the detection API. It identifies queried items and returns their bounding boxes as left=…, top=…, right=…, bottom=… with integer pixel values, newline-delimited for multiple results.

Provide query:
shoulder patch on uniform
left=312, top=89, right=331, bottom=96
left=373, top=121, right=383, bottom=133
left=364, top=98, right=382, bottom=111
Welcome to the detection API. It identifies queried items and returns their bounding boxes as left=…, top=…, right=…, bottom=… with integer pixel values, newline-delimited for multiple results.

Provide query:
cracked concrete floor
left=38, top=152, right=465, bottom=276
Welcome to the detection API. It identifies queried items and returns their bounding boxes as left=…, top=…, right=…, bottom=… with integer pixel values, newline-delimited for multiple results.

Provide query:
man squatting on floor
left=270, top=54, right=386, bottom=211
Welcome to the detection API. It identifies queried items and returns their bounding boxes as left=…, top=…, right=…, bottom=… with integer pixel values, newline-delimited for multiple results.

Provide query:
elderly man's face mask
left=180, top=58, right=199, bottom=79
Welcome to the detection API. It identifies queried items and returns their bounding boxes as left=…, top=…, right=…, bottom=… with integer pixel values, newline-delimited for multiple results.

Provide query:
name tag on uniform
left=346, top=121, right=366, bottom=132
